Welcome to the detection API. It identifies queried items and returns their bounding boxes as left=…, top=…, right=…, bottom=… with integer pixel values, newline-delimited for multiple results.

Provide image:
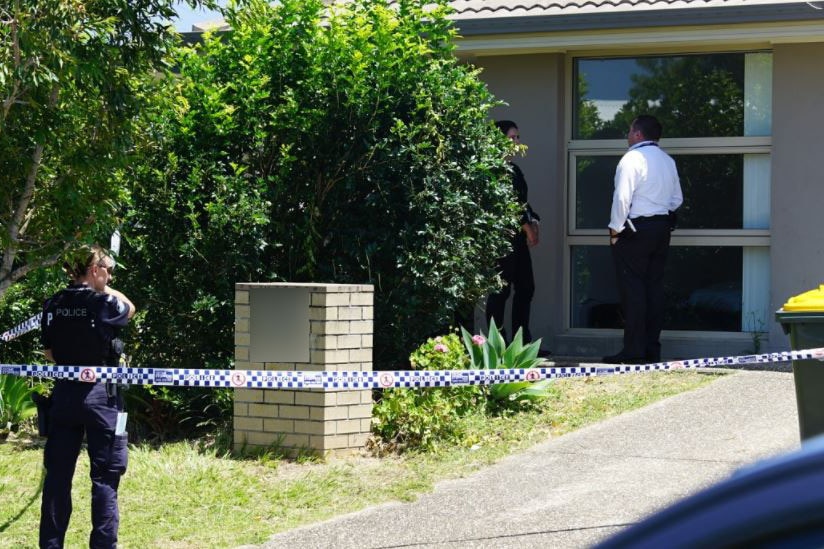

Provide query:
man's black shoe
left=602, top=353, right=645, bottom=365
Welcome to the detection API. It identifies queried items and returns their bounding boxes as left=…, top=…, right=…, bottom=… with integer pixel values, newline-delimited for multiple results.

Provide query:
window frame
left=563, top=50, right=772, bottom=334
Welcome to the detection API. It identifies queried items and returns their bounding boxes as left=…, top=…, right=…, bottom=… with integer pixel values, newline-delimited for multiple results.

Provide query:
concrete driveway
left=254, top=370, right=799, bottom=549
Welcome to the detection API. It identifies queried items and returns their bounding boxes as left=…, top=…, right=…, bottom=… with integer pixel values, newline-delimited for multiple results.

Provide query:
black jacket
left=41, top=284, right=130, bottom=366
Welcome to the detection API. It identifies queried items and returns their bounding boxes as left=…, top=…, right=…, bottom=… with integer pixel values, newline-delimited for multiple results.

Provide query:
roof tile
left=449, top=0, right=809, bottom=18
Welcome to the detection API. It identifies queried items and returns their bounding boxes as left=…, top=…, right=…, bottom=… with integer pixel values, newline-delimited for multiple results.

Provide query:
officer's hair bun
left=62, top=245, right=108, bottom=279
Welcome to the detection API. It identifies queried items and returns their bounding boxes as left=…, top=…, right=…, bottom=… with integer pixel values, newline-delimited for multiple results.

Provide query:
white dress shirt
left=609, top=141, right=683, bottom=233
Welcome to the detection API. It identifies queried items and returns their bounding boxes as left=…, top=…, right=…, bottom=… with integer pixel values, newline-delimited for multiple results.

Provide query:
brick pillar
left=233, top=283, right=373, bottom=456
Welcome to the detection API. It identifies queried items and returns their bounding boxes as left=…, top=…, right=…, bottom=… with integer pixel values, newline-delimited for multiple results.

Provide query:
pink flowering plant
left=408, top=335, right=480, bottom=413
left=460, top=319, right=553, bottom=407
left=372, top=333, right=483, bottom=453
left=372, top=325, right=553, bottom=453
left=408, top=334, right=468, bottom=371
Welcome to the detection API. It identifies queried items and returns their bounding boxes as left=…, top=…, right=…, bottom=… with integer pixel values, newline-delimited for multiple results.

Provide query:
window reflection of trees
left=576, top=54, right=745, bottom=140
left=575, top=154, right=743, bottom=230
left=675, top=154, right=743, bottom=230
left=575, top=55, right=748, bottom=231
left=575, top=74, right=602, bottom=139
left=575, top=156, right=618, bottom=229
left=665, top=247, right=742, bottom=331
left=571, top=246, right=742, bottom=331
left=571, top=54, right=752, bottom=332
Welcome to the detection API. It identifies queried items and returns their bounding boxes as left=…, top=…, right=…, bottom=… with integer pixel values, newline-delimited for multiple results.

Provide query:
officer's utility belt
left=53, top=378, right=122, bottom=397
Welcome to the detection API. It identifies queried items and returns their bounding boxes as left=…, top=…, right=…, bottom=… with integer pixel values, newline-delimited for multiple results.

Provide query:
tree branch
left=1, top=81, right=59, bottom=281
left=0, top=244, right=69, bottom=300
left=1, top=142, right=41, bottom=277
left=1, top=7, right=22, bottom=121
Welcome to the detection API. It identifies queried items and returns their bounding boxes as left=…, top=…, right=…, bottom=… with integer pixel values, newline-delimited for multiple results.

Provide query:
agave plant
left=460, top=319, right=553, bottom=406
left=0, top=375, right=38, bottom=433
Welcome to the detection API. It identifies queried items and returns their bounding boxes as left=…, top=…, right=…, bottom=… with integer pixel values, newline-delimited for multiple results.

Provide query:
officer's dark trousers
left=487, top=234, right=535, bottom=343
left=40, top=382, right=127, bottom=549
left=611, top=216, right=671, bottom=361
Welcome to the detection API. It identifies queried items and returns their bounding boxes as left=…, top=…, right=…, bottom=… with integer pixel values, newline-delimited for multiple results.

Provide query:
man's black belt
left=630, top=214, right=669, bottom=222
left=624, top=213, right=676, bottom=230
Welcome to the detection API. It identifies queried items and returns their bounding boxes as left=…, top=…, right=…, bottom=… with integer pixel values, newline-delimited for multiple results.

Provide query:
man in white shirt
left=604, top=115, right=683, bottom=364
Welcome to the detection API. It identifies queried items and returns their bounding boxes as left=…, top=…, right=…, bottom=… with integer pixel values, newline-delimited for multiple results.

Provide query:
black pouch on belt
left=668, top=210, right=678, bottom=231
left=31, top=392, right=52, bottom=437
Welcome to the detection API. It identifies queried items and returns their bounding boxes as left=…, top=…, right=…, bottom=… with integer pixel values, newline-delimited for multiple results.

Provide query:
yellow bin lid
left=783, top=284, right=824, bottom=311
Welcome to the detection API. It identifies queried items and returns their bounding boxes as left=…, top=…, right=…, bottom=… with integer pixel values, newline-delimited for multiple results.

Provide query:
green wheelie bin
left=776, top=284, right=824, bottom=441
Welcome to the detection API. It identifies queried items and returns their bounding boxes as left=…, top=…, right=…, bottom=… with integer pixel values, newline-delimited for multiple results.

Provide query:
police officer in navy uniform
left=39, top=245, right=135, bottom=549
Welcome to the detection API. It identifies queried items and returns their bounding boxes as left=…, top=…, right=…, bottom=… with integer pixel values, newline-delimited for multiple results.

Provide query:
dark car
left=595, top=434, right=824, bottom=548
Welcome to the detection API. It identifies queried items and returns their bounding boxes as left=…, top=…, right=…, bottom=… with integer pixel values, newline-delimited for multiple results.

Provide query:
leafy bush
left=0, top=267, right=65, bottom=365
left=371, top=333, right=483, bottom=453
left=0, top=375, right=42, bottom=435
left=371, top=327, right=555, bottom=454
left=461, top=320, right=553, bottom=410
left=0, top=0, right=216, bottom=300
left=124, top=386, right=233, bottom=444
left=119, top=0, right=517, bottom=373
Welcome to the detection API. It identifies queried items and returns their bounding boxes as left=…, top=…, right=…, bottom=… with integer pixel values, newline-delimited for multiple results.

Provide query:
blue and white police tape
left=0, top=313, right=42, bottom=342
left=1, top=348, right=822, bottom=390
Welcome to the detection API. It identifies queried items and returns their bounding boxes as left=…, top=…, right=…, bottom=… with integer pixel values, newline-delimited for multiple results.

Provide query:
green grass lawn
left=0, top=371, right=720, bottom=548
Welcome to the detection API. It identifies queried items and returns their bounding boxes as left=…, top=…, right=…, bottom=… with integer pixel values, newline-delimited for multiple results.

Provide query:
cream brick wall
left=233, top=283, right=374, bottom=457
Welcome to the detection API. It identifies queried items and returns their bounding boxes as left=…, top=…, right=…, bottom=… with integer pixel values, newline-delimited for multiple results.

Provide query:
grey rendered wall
left=770, top=43, right=824, bottom=350
left=472, top=54, right=565, bottom=352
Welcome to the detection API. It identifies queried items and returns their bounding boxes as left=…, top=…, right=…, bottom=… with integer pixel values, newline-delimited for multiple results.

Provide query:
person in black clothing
left=486, top=120, right=540, bottom=343
left=39, top=245, right=135, bottom=549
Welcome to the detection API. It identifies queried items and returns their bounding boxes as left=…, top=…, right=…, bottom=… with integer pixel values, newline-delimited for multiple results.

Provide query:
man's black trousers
left=611, top=218, right=671, bottom=361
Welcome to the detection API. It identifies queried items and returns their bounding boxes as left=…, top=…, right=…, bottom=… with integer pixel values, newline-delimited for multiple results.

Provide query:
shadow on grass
left=0, top=462, right=43, bottom=534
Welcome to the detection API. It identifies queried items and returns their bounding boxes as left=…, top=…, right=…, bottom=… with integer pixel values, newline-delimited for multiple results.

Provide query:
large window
left=568, top=52, right=771, bottom=333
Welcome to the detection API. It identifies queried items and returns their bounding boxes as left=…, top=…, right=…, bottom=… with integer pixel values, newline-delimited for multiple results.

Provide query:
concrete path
left=254, top=370, right=799, bottom=549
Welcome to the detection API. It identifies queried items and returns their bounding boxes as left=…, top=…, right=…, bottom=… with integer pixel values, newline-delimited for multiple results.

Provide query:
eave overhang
left=454, top=2, right=824, bottom=54
left=456, top=3, right=824, bottom=35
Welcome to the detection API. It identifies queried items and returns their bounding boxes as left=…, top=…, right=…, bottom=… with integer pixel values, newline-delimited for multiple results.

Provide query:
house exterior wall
left=770, top=42, right=824, bottom=350
left=472, top=54, right=565, bottom=352
left=473, top=41, right=824, bottom=358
